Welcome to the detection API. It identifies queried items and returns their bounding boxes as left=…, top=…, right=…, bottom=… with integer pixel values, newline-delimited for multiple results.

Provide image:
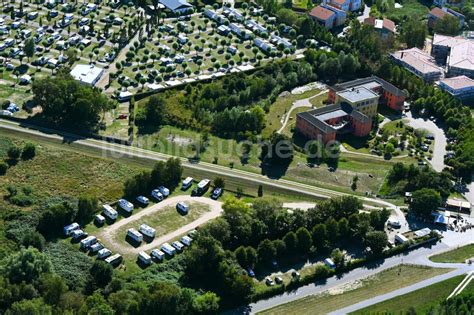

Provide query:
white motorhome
left=161, top=243, right=176, bottom=256
left=80, top=236, right=97, bottom=249
left=181, top=235, right=193, bottom=246
left=181, top=177, right=193, bottom=190
left=138, top=251, right=152, bottom=265
left=71, top=229, right=87, bottom=241
left=172, top=241, right=184, bottom=251
left=95, top=214, right=105, bottom=225
left=158, top=186, right=170, bottom=197
left=127, top=228, right=143, bottom=243
left=105, top=253, right=122, bottom=266
left=139, top=224, right=156, bottom=238
left=90, top=242, right=104, bottom=253
left=98, top=248, right=112, bottom=259
left=118, top=199, right=134, bottom=213
left=193, top=179, right=211, bottom=196
left=63, top=222, right=80, bottom=236
left=102, top=204, right=118, bottom=220
left=151, top=249, right=165, bottom=261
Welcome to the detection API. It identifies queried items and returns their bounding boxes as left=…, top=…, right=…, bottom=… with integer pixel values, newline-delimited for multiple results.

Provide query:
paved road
left=231, top=225, right=474, bottom=314
left=404, top=112, right=447, bottom=172
left=277, top=90, right=328, bottom=134
left=357, top=5, right=371, bottom=22
left=97, top=196, right=222, bottom=255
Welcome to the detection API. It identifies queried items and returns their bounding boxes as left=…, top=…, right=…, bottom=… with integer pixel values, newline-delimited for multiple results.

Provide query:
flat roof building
left=70, top=64, right=104, bottom=86
left=432, top=34, right=474, bottom=78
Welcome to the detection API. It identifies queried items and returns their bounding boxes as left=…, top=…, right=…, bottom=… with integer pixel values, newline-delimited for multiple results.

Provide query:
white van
left=138, top=251, right=152, bottom=265
left=118, top=199, right=134, bottom=213
left=172, top=241, right=185, bottom=251
left=127, top=228, right=143, bottom=243
left=151, top=189, right=164, bottom=201
left=158, top=186, right=170, bottom=197
left=98, top=248, right=112, bottom=259
left=176, top=202, right=189, bottom=214
left=63, top=222, right=80, bottom=236
left=151, top=249, right=165, bottom=261
left=103, top=204, right=118, bottom=220
left=139, top=224, right=156, bottom=238
left=181, top=177, right=193, bottom=190
left=161, top=243, right=176, bottom=256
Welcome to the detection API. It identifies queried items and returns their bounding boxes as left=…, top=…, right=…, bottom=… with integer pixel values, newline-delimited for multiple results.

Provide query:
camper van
left=151, top=249, right=165, bottom=261
left=98, top=248, right=112, bottom=259
left=161, top=243, right=176, bottom=256
left=192, top=179, right=211, bottom=196
left=71, top=229, right=87, bottom=241
left=80, top=236, right=97, bottom=249
left=90, top=242, right=104, bottom=253
left=95, top=214, right=106, bottom=225
left=139, top=224, right=156, bottom=238
left=181, top=235, right=193, bottom=246
left=102, top=204, right=118, bottom=220
left=172, top=241, right=185, bottom=251
left=118, top=199, right=134, bottom=213
left=395, top=233, right=409, bottom=244
left=151, top=189, right=164, bottom=201
left=127, top=228, right=143, bottom=243
left=138, top=251, right=152, bottom=265
left=63, top=222, right=80, bottom=236
left=105, top=253, right=122, bottom=266
left=158, top=186, right=170, bottom=197
left=176, top=202, right=190, bottom=214
left=181, top=177, right=193, bottom=190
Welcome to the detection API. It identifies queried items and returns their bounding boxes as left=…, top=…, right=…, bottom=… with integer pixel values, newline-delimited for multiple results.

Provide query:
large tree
left=410, top=188, right=441, bottom=218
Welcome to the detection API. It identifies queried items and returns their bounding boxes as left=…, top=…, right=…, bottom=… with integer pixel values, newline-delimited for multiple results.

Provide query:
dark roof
left=331, top=75, right=406, bottom=97
left=297, top=103, right=370, bottom=133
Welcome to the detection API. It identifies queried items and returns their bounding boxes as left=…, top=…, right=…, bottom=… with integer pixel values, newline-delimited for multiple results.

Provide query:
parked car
left=247, top=268, right=255, bottom=277
left=275, top=276, right=283, bottom=284
left=265, top=277, right=274, bottom=286
left=158, top=186, right=170, bottom=197
left=211, top=187, right=222, bottom=200
left=136, top=196, right=149, bottom=205
left=118, top=199, right=134, bottom=213
left=151, top=189, right=164, bottom=201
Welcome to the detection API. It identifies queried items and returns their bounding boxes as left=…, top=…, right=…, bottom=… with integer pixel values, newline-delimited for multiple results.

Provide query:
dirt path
left=96, top=195, right=223, bottom=255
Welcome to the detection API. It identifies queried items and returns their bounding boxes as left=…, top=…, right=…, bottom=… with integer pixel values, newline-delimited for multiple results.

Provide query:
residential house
left=309, top=5, right=346, bottom=29
left=363, top=17, right=396, bottom=39
left=327, top=0, right=362, bottom=12
left=390, top=48, right=444, bottom=82
left=428, top=7, right=465, bottom=29
left=254, top=38, right=276, bottom=54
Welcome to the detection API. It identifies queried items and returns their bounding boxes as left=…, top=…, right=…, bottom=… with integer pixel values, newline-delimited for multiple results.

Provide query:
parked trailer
left=118, top=199, right=134, bottom=213
left=177, top=201, right=190, bottom=214
left=90, top=242, right=104, bottom=253
left=151, top=249, right=165, bottom=261
left=71, top=229, right=87, bottom=241
left=161, top=242, right=176, bottom=256
left=80, top=236, right=97, bottom=249
left=105, top=253, right=122, bottom=266
left=103, top=204, right=118, bottom=220
left=395, top=233, right=409, bottom=244
left=138, top=251, right=152, bottom=265
left=172, top=241, right=185, bottom=251
left=181, top=177, right=193, bottom=190
left=98, top=248, right=112, bottom=259
left=151, top=189, right=164, bottom=201
left=127, top=228, right=143, bottom=243
left=95, top=214, right=106, bottom=225
left=139, top=224, right=156, bottom=238
left=63, top=222, right=80, bottom=236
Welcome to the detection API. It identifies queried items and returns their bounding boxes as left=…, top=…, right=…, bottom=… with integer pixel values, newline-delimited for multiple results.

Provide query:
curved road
left=97, top=196, right=222, bottom=255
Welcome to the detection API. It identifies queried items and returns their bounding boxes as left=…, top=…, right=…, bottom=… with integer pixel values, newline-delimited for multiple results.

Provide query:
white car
left=0, top=110, right=13, bottom=117
left=136, top=196, right=149, bottom=205
left=151, top=189, right=164, bottom=201
left=118, top=199, right=134, bottom=213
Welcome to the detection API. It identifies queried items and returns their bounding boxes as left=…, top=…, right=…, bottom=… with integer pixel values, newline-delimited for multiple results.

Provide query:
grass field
left=259, top=265, right=453, bottom=315
left=385, top=0, right=430, bottom=22
left=352, top=275, right=474, bottom=314
left=430, top=244, right=474, bottom=263
left=0, top=135, right=143, bottom=212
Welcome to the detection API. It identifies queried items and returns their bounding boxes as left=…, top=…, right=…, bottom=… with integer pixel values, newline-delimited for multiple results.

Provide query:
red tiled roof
left=310, top=6, right=335, bottom=21
left=331, top=0, right=347, bottom=6
left=364, top=16, right=376, bottom=26
left=429, top=7, right=448, bottom=19
left=383, top=18, right=396, bottom=33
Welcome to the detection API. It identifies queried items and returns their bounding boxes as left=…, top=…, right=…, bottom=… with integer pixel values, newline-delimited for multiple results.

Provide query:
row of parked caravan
left=136, top=231, right=195, bottom=266
left=63, top=222, right=122, bottom=266
left=98, top=186, right=172, bottom=223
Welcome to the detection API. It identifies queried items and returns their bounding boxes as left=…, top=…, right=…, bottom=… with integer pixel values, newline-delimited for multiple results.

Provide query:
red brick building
left=329, top=76, right=406, bottom=111
left=296, top=103, right=372, bottom=144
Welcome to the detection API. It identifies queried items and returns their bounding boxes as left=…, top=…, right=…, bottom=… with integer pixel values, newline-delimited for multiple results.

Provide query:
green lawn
left=259, top=265, right=453, bottom=315
left=430, top=244, right=474, bottom=263
left=385, top=0, right=430, bottom=22
left=352, top=275, right=474, bottom=314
